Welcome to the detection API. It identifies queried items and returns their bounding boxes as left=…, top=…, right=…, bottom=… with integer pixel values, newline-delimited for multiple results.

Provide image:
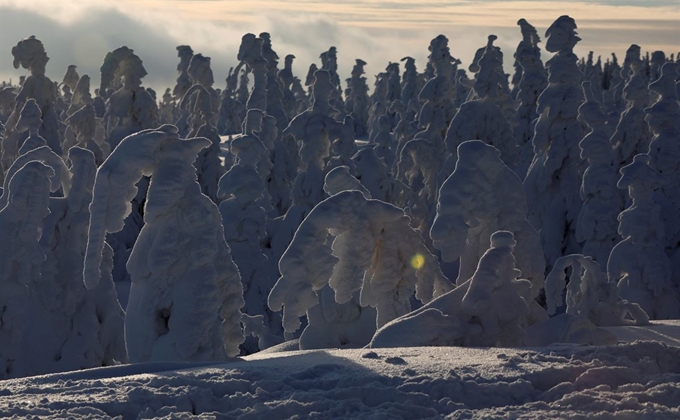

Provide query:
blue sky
left=0, top=0, right=677, bottom=92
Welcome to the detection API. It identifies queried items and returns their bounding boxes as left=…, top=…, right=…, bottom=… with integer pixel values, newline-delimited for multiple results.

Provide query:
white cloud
left=0, top=0, right=677, bottom=94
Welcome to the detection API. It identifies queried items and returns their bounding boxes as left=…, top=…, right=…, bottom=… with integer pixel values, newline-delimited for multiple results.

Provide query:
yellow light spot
left=411, top=253, right=425, bottom=270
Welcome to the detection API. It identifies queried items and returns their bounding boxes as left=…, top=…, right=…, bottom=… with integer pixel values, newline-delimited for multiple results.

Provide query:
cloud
left=0, top=0, right=677, bottom=96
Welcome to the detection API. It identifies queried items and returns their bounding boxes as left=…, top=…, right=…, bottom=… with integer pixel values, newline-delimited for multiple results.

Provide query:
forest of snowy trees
left=0, top=14, right=679, bottom=380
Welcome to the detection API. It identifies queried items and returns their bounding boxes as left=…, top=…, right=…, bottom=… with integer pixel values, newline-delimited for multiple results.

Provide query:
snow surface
left=2, top=339, right=680, bottom=418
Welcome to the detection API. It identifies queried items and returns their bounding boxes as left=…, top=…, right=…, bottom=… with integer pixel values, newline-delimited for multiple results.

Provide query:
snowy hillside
left=0, top=11, right=679, bottom=419
left=2, top=331, right=680, bottom=418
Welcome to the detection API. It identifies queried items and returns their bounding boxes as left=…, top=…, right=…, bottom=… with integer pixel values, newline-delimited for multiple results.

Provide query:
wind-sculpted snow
left=85, top=125, right=244, bottom=361
left=269, top=190, right=451, bottom=335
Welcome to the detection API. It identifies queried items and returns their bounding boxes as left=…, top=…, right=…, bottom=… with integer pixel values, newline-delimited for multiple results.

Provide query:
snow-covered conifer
left=608, top=154, right=679, bottom=319
left=3, top=36, right=62, bottom=173
left=370, top=231, right=538, bottom=348
left=611, top=55, right=652, bottom=165
left=0, top=161, right=54, bottom=378
left=513, top=19, right=548, bottom=175
left=269, top=190, right=451, bottom=334
left=100, top=47, right=158, bottom=150
left=430, top=140, right=545, bottom=300
left=523, top=15, right=585, bottom=269
left=238, top=34, right=267, bottom=112
left=575, top=81, right=622, bottom=264
left=546, top=254, right=648, bottom=326
left=444, top=35, right=519, bottom=173
left=646, top=63, right=680, bottom=255
left=346, top=59, right=369, bottom=136
left=84, top=125, right=244, bottom=361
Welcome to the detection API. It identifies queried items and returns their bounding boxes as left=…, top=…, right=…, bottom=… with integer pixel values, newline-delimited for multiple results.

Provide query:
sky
left=0, top=0, right=677, bottom=94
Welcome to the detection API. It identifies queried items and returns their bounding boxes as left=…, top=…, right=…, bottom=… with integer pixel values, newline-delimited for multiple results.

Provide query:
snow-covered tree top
left=473, top=35, right=506, bottom=99
left=518, top=18, right=540, bottom=47
left=187, top=54, right=214, bottom=88
left=1, top=161, right=54, bottom=274
left=83, top=125, right=187, bottom=288
left=11, top=35, right=49, bottom=76
left=62, top=65, right=79, bottom=92
left=70, top=75, right=93, bottom=110
left=174, top=45, right=194, bottom=98
left=1, top=146, right=70, bottom=209
left=489, top=230, right=516, bottom=249
left=100, top=46, right=148, bottom=93
left=323, top=165, right=370, bottom=198
left=241, top=108, right=264, bottom=136
left=621, top=44, right=641, bottom=79
left=617, top=154, right=666, bottom=201
left=645, top=63, right=680, bottom=134
left=237, top=33, right=264, bottom=65
left=577, top=81, right=607, bottom=134
left=218, top=165, right=263, bottom=204
left=428, top=34, right=453, bottom=76
left=648, top=62, right=678, bottom=100
left=545, top=15, right=580, bottom=53
left=65, top=104, right=97, bottom=140
left=16, top=98, right=42, bottom=135
left=622, top=60, right=648, bottom=107
left=259, top=32, right=279, bottom=64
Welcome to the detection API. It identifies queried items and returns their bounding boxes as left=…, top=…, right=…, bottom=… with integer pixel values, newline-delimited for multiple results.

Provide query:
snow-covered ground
left=2, top=324, right=680, bottom=419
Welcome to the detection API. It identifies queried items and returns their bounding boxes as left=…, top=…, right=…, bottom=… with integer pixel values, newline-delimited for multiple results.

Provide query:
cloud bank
left=0, top=0, right=677, bottom=93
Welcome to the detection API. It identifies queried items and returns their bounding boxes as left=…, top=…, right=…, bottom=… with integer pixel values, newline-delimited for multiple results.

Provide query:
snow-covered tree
left=607, top=154, right=679, bottom=319
left=431, top=140, right=545, bottom=302
left=575, top=81, right=622, bottom=265
left=0, top=161, right=54, bottom=378
left=37, top=147, right=127, bottom=373
left=218, top=119, right=279, bottom=352
left=269, top=190, right=452, bottom=334
left=444, top=35, right=519, bottom=174
left=646, top=63, right=680, bottom=256
left=513, top=19, right=548, bottom=176
left=100, top=46, right=158, bottom=150
left=523, top=15, right=584, bottom=269
left=238, top=34, right=267, bottom=112
left=397, top=35, right=456, bottom=216
left=346, top=59, right=369, bottom=136
left=370, top=231, right=538, bottom=348
left=611, top=47, right=651, bottom=166
left=546, top=254, right=649, bottom=326
left=84, top=125, right=244, bottom=362
left=3, top=36, right=62, bottom=175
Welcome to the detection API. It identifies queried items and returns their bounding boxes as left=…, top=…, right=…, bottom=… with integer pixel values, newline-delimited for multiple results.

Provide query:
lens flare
left=410, top=253, right=425, bottom=269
